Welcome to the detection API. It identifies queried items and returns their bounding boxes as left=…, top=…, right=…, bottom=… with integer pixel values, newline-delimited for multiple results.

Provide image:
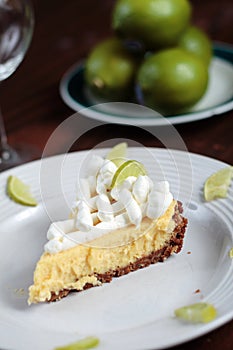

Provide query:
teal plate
left=59, top=43, right=233, bottom=126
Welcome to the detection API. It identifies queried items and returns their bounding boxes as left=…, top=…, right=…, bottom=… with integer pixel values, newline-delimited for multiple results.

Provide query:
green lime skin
left=112, top=0, right=192, bottom=50
left=178, top=26, right=213, bottom=66
left=137, top=48, right=209, bottom=114
left=85, top=37, right=139, bottom=101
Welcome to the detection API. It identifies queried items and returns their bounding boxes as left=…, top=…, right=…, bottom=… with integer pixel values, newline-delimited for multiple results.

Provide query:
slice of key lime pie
left=28, top=144, right=187, bottom=304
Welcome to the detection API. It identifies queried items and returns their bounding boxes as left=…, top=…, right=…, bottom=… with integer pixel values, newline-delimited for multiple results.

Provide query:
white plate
left=0, top=148, right=233, bottom=350
left=60, top=43, right=233, bottom=126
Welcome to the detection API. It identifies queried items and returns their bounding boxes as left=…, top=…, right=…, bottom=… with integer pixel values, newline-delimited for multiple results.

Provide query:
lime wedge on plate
left=111, top=159, right=147, bottom=188
left=7, top=175, right=37, bottom=206
left=106, top=142, right=128, bottom=167
left=204, top=166, right=233, bottom=201
left=229, top=248, right=233, bottom=259
left=54, top=336, right=99, bottom=350
left=175, top=302, right=217, bottom=323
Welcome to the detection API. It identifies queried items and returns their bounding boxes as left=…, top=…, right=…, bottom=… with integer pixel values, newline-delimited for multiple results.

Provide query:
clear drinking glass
left=0, top=0, right=34, bottom=170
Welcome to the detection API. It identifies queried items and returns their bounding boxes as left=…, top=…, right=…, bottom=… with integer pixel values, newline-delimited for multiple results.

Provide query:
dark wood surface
left=1, top=0, right=233, bottom=349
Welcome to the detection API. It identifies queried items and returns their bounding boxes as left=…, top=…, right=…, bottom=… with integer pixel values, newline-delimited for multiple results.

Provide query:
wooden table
left=1, top=0, right=233, bottom=349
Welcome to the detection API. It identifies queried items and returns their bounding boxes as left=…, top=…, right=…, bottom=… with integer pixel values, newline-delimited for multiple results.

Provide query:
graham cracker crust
left=49, top=202, right=187, bottom=302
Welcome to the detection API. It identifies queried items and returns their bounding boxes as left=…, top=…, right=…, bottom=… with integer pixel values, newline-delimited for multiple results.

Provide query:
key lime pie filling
left=28, top=147, right=188, bottom=304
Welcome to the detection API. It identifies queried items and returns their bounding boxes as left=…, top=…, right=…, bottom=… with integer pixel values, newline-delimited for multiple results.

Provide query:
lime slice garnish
left=106, top=142, right=128, bottom=167
left=111, top=159, right=147, bottom=188
left=229, top=248, right=233, bottom=258
left=54, top=336, right=99, bottom=350
left=7, top=175, right=38, bottom=207
left=204, top=166, right=233, bottom=201
left=175, top=302, right=217, bottom=323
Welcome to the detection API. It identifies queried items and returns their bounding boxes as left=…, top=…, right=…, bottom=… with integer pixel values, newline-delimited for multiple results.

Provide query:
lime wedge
left=111, top=160, right=147, bottom=188
left=106, top=142, right=128, bottom=167
left=204, top=166, right=233, bottom=201
left=7, top=175, right=38, bottom=207
left=54, top=336, right=99, bottom=350
left=229, top=248, right=233, bottom=258
left=175, top=302, right=217, bottom=323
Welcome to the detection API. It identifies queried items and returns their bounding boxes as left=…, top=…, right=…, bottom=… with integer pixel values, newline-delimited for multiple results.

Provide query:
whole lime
left=178, top=26, right=213, bottom=65
left=137, top=48, right=209, bottom=114
left=112, top=0, right=192, bottom=50
left=85, top=37, right=139, bottom=101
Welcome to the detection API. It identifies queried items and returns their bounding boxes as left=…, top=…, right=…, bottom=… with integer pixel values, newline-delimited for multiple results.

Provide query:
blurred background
left=1, top=0, right=233, bottom=160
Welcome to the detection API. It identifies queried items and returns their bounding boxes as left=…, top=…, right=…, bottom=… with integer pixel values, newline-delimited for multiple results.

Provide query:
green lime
left=229, top=248, right=233, bottom=259
left=137, top=48, right=209, bottom=114
left=7, top=175, right=37, bottom=207
left=112, top=0, right=192, bottom=50
left=204, top=166, right=233, bottom=201
left=175, top=302, right=217, bottom=323
left=85, top=37, right=139, bottom=100
left=106, top=142, right=128, bottom=167
left=178, top=25, right=213, bottom=66
left=54, top=336, right=99, bottom=350
left=111, top=160, right=147, bottom=188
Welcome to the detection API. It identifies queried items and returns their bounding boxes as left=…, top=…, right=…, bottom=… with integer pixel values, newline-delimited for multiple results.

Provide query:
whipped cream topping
left=44, top=155, right=173, bottom=253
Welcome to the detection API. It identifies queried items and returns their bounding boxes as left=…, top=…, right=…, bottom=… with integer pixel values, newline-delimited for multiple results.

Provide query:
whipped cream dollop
left=44, top=155, right=173, bottom=253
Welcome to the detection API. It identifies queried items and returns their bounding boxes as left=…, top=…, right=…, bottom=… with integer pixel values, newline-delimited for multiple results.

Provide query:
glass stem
left=0, top=107, right=11, bottom=162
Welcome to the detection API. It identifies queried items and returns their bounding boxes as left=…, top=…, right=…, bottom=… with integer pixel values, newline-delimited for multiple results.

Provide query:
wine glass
left=0, top=0, right=34, bottom=170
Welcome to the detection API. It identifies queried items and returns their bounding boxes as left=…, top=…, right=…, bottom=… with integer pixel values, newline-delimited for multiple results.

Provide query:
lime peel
left=111, top=159, right=147, bottom=188
left=7, top=175, right=38, bottom=207
left=54, top=336, right=100, bottom=350
left=175, top=302, right=217, bottom=324
left=204, top=166, right=233, bottom=202
left=106, top=142, right=128, bottom=167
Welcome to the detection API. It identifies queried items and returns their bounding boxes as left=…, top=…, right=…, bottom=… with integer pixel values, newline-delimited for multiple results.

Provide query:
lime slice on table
left=106, top=142, right=128, bottom=167
left=204, top=166, right=233, bottom=201
left=7, top=175, right=37, bottom=206
left=111, top=159, right=147, bottom=188
left=54, top=336, right=99, bottom=350
left=175, top=302, right=217, bottom=324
